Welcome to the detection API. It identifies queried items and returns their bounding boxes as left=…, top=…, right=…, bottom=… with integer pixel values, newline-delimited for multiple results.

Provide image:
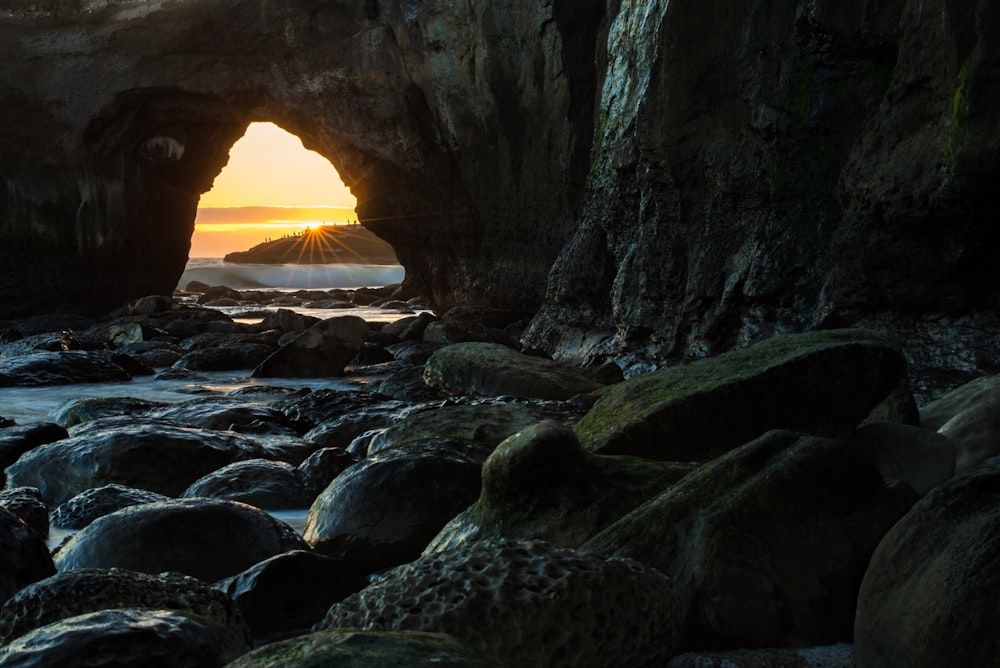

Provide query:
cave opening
left=190, top=121, right=360, bottom=259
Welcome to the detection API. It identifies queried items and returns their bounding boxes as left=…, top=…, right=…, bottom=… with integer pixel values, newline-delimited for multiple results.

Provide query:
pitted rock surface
left=0, top=568, right=250, bottom=648
left=321, top=538, right=683, bottom=668
left=51, top=484, right=171, bottom=530
left=183, top=458, right=308, bottom=510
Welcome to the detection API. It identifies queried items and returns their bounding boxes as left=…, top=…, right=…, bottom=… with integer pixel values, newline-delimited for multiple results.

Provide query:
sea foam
left=178, top=259, right=405, bottom=291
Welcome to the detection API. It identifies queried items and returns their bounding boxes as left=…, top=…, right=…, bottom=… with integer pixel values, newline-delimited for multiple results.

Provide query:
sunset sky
left=191, top=122, right=358, bottom=257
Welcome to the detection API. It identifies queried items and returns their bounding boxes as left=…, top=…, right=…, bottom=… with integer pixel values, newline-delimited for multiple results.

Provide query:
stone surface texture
left=583, top=430, right=916, bottom=651
left=854, top=458, right=1000, bottom=668
left=321, top=538, right=684, bottom=668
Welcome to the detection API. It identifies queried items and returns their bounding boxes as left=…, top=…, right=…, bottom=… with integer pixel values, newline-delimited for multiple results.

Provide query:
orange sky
left=191, top=122, right=358, bottom=257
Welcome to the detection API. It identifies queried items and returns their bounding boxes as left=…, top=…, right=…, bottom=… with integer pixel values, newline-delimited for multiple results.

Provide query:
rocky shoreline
left=0, top=287, right=998, bottom=666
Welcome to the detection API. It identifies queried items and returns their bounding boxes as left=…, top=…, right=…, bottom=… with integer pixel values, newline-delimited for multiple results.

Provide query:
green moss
left=573, top=328, right=901, bottom=456
left=947, top=57, right=971, bottom=181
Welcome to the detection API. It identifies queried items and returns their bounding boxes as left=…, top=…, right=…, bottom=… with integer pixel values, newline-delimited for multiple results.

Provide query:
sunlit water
left=179, top=259, right=405, bottom=292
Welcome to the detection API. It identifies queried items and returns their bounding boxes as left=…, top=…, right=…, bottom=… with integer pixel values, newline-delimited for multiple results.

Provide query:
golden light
left=191, top=122, right=358, bottom=257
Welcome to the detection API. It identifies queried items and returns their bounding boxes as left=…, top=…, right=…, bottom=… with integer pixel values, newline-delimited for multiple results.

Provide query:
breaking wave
left=178, top=259, right=405, bottom=290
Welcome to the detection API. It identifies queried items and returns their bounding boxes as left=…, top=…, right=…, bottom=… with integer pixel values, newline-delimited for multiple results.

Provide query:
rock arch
left=0, top=0, right=601, bottom=316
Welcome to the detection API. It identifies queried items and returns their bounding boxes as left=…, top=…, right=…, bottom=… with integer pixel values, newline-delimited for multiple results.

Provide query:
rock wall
left=525, top=0, right=1000, bottom=379
left=0, top=0, right=601, bottom=315
left=2, top=0, right=999, bottom=385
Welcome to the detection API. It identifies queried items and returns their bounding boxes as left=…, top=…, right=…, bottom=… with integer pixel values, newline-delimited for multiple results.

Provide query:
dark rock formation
left=223, top=224, right=399, bottom=265
left=2, top=0, right=998, bottom=387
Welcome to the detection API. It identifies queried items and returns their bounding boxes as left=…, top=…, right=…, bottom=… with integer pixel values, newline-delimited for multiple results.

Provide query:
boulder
left=51, top=485, right=171, bottom=530
left=381, top=312, right=437, bottom=341
left=297, top=448, right=359, bottom=499
left=48, top=397, right=163, bottom=428
left=373, top=365, right=442, bottom=401
left=0, top=609, right=249, bottom=668
left=171, top=344, right=274, bottom=371
left=303, top=401, right=411, bottom=451
left=5, top=417, right=260, bottom=505
left=423, top=342, right=604, bottom=400
left=666, top=644, right=855, bottom=668
left=226, top=630, right=501, bottom=668
left=253, top=316, right=367, bottom=378
left=583, top=430, right=916, bottom=650
left=855, top=458, right=1000, bottom=668
left=574, top=329, right=906, bottom=461
left=0, top=568, right=249, bottom=648
left=53, top=499, right=307, bottom=582
left=0, top=506, right=55, bottom=604
left=0, top=422, right=67, bottom=470
left=385, top=341, right=446, bottom=365
left=365, top=401, right=572, bottom=456
left=146, top=397, right=287, bottom=431
left=427, top=422, right=694, bottom=552
left=183, top=459, right=309, bottom=510
left=216, top=550, right=368, bottom=641
left=114, top=341, right=182, bottom=368
left=919, top=372, right=1000, bottom=430
left=321, top=538, right=683, bottom=668
left=0, top=351, right=131, bottom=387
left=277, top=389, right=384, bottom=432
left=937, top=396, right=1000, bottom=473
left=0, top=487, right=49, bottom=539
left=849, top=422, right=956, bottom=495
left=304, top=438, right=489, bottom=571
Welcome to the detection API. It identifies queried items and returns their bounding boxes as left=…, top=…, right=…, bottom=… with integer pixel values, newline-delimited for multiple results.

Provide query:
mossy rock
left=423, top=342, right=603, bottom=400
left=583, top=430, right=917, bottom=650
left=426, top=421, right=695, bottom=552
left=574, top=328, right=905, bottom=461
left=227, top=630, right=501, bottom=667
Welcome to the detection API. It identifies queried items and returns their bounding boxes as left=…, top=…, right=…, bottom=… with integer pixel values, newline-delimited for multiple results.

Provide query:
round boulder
left=304, top=438, right=489, bottom=571
left=5, top=417, right=260, bottom=505
left=423, top=342, right=603, bottom=400
left=53, top=498, right=307, bottom=582
left=226, top=630, right=501, bottom=668
left=0, top=568, right=249, bottom=648
left=0, top=609, right=249, bottom=668
left=253, top=316, right=367, bottom=378
left=51, top=485, right=170, bottom=530
left=182, top=459, right=309, bottom=510
left=0, top=507, right=55, bottom=604
left=321, top=538, right=683, bottom=668
left=855, top=458, right=1000, bottom=668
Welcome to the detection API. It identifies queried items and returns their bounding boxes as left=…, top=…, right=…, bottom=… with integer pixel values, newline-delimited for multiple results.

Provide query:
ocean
left=178, top=258, right=405, bottom=291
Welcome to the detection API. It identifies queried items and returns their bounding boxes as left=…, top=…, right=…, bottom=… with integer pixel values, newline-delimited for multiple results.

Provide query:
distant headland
left=223, top=224, right=399, bottom=265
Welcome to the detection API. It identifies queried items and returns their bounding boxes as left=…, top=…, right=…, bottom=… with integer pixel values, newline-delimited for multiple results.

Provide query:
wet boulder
left=48, top=397, right=163, bottom=428
left=303, top=400, right=411, bottom=450
left=304, top=438, right=489, bottom=571
left=0, top=507, right=55, bottom=605
left=0, top=351, right=131, bottom=387
left=850, top=422, right=956, bottom=495
left=423, top=342, right=604, bottom=400
left=919, top=372, right=1000, bottom=430
left=171, top=344, right=275, bottom=371
left=373, top=365, right=442, bottom=401
left=146, top=397, right=287, bottom=431
left=0, top=609, right=249, bottom=668
left=51, top=485, right=171, bottom=530
left=6, top=418, right=261, bottom=505
left=428, top=422, right=693, bottom=552
left=216, top=550, right=368, bottom=641
left=321, top=538, right=683, bottom=668
left=365, top=401, right=571, bottom=456
left=297, top=448, right=359, bottom=499
left=0, top=569, right=249, bottom=648
left=574, top=329, right=906, bottom=461
left=277, top=389, right=384, bottom=432
left=183, top=459, right=309, bottom=510
left=228, top=630, right=500, bottom=668
left=0, top=422, right=67, bottom=470
left=53, top=498, right=307, bottom=582
left=253, top=316, right=367, bottom=378
left=583, top=430, right=917, bottom=650
left=0, top=487, right=49, bottom=538
left=855, top=458, right=1000, bottom=668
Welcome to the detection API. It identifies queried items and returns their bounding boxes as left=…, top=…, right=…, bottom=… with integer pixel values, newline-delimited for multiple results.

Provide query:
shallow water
left=178, top=259, right=404, bottom=292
